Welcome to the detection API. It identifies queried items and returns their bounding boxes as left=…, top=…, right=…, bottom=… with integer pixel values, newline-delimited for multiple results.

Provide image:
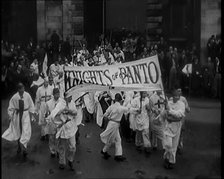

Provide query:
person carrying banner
left=2, top=82, right=36, bottom=157
left=45, top=88, right=65, bottom=158
left=56, top=93, right=78, bottom=170
left=162, top=88, right=185, bottom=169
left=130, top=91, right=152, bottom=153
left=35, top=77, right=53, bottom=141
left=100, top=93, right=129, bottom=162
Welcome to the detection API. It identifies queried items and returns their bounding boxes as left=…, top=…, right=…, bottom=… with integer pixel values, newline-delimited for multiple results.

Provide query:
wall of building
left=36, top=0, right=84, bottom=43
left=106, top=0, right=146, bottom=32
left=200, top=0, right=221, bottom=64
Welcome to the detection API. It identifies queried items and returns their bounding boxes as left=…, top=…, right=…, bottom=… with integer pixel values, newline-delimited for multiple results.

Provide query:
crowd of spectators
left=1, top=31, right=221, bottom=100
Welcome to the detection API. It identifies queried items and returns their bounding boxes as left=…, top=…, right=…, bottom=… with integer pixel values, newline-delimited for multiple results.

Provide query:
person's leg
left=142, top=129, right=152, bottom=153
left=20, top=117, right=32, bottom=157
left=135, top=130, right=143, bottom=150
left=67, top=135, right=76, bottom=170
left=58, top=138, right=66, bottom=169
left=49, top=134, right=57, bottom=157
left=114, top=130, right=126, bottom=161
left=163, top=134, right=173, bottom=168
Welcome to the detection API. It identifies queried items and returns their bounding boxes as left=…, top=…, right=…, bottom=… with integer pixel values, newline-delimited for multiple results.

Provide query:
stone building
left=1, top=0, right=221, bottom=64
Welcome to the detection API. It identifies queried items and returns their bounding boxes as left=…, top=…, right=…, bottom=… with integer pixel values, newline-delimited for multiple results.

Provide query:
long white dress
left=35, top=85, right=53, bottom=135
left=2, top=92, right=35, bottom=148
left=56, top=100, right=78, bottom=139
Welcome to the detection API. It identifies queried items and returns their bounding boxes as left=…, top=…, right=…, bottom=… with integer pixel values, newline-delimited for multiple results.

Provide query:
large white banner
left=64, top=55, right=163, bottom=96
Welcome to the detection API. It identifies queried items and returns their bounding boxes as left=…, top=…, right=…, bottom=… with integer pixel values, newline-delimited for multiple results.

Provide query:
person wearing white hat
left=45, top=88, right=65, bottom=158
left=56, top=92, right=78, bottom=170
left=35, top=77, right=53, bottom=141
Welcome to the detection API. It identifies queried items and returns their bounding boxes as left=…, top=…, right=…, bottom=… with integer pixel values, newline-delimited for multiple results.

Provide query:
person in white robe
left=56, top=93, right=78, bottom=170
left=35, top=77, right=53, bottom=140
left=148, top=91, right=166, bottom=150
left=130, top=91, right=152, bottom=153
left=100, top=93, right=129, bottom=162
left=2, top=83, right=35, bottom=157
left=45, top=88, right=65, bottom=158
left=173, top=88, right=190, bottom=154
left=162, top=88, right=185, bottom=169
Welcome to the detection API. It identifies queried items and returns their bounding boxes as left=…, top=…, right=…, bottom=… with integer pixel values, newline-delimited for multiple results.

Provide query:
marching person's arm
left=7, top=96, right=15, bottom=121
left=27, top=93, right=36, bottom=121
left=103, top=105, right=112, bottom=118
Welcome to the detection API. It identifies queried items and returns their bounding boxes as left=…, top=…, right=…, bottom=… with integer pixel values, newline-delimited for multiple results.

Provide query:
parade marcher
left=56, top=93, right=78, bottom=170
left=148, top=91, right=166, bottom=150
left=130, top=91, right=152, bottom=153
left=45, top=88, right=65, bottom=158
left=2, top=83, right=36, bottom=157
left=100, top=93, right=129, bottom=161
left=162, top=88, right=186, bottom=169
left=35, top=77, right=53, bottom=141
left=175, top=88, right=190, bottom=154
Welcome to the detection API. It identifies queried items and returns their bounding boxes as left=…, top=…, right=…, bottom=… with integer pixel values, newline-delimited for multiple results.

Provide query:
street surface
left=1, top=97, right=221, bottom=179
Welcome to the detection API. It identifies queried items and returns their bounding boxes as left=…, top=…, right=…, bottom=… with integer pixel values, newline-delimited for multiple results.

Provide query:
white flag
left=182, top=64, right=192, bottom=75
left=42, top=53, right=48, bottom=77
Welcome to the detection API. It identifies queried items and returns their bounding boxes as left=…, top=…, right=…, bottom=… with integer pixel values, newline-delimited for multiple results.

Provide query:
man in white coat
left=2, top=83, right=35, bottom=157
left=162, top=88, right=186, bottom=169
left=45, top=88, right=65, bottom=158
left=100, top=93, right=129, bottom=162
left=56, top=93, right=78, bottom=170
left=35, top=77, right=53, bottom=141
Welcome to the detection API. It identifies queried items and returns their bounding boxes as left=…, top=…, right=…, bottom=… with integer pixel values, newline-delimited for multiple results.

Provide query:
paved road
left=1, top=98, right=221, bottom=179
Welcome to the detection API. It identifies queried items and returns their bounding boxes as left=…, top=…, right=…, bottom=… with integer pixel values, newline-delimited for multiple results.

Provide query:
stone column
left=200, top=0, right=221, bottom=65
left=36, top=0, right=46, bottom=43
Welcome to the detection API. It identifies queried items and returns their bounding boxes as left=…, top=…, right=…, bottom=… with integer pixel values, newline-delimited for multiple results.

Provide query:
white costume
left=57, top=99, right=78, bottom=165
left=149, top=92, right=166, bottom=148
left=100, top=102, right=129, bottom=156
left=2, top=92, right=35, bottom=148
left=46, top=97, right=66, bottom=155
left=163, top=99, right=185, bottom=164
left=35, top=85, right=53, bottom=136
left=130, top=95, right=151, bottom=148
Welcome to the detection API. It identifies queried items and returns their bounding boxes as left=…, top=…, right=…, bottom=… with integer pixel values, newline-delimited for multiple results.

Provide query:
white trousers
left=102, top=130, right=122, bottom=156
left=163, top=129, right=181, bottom=164
left=58, top=135, right=76, bottom=165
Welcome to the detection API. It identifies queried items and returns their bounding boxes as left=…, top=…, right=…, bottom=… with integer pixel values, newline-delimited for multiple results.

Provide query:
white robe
left=149, top=92, right=166, bottom=140
left=130, top=95, right=150, bottom=131
left=2, top=92, right=35, bottom=148
left=56, top=100, right=78, bottom=139
left=164, top=100, right=185, bottom=137
left=45, top=98, right=66, bottom=135
left=35, top=85, right=53, bottom=126
left=100, top=102, right=129, bottom=144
